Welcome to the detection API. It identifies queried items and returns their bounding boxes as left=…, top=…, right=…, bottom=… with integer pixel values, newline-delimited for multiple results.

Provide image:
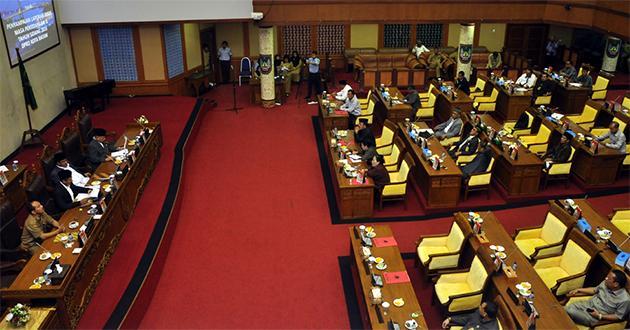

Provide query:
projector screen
left=0, top=0, right=60, bottom=67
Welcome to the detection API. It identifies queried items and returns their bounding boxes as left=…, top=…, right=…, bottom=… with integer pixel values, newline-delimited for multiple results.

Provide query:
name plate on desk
left=616, top=252, right=629, bottom=268
left=577, top=218, right=592, bottom=233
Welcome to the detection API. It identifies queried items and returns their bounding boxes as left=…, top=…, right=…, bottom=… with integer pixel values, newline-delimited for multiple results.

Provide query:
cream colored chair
left=380, top=154, right=414, bottom=209
left=434, top=255, right=490, bottom=313
left=417, top=221, right=471, bottom=276
left=473, top=88, right=498, bottom=112
left=590, top=117, right=626, bottom=137
left=416, top=89, right=436, bottom=121
left=566, top=102, right=599, bottom=130
left=591, top=76, right=609, bottom=100
left=520, top=125, right=551, bottom=155
left=610, top=208, right=630, bottom=235
left=469, top=77, right=487, bottom=98
left=622, top=94, right=630, bottom=110
left=359, top=89, right=372, bottom=108
left=375, top=120, right=397, bottom=155
left=418, top=83, right=435, bottom=100
left=534, top=94, right=552, bottom=106
left=542, top=145, right=576, bottom=189
left=383, top=137, right=406, bottom=171
left=461, top=157, right=495, bottom=200
left=504, top=111, right=534, bottom=137
left=533, top=229, right=599, bottom=296
left=514, top=211, right=572, bottom=260
left=356, top=99, right=375, bottom=125
left=565, top=294, right=629, bottom=330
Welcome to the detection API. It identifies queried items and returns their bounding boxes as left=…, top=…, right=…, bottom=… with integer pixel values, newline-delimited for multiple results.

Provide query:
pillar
left=258, top=26, right=275, bottom=108
left=602, top=36, right=621, bottom=73
left=457, top=23, right=475, bottom=80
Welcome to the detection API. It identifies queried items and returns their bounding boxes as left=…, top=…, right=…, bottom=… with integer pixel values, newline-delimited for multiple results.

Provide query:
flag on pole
left=16, top=48, right=38, bottom=110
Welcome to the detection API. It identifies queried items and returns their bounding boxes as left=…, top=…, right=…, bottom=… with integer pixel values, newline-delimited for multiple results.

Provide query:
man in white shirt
left=515, top=68, right=537, bottom=88
left=50, top=153, right=90, bottom=187
left=596, top=122, right=626, bottom=152
left=335, top=80, right=353, bottom=101
left=434, top=110, right=463, bottom=139
left=412, top=41, right=430, bottom=58
left=218, top=41, right=232, bottom=84
left=340, top=90, right=362, bottom=129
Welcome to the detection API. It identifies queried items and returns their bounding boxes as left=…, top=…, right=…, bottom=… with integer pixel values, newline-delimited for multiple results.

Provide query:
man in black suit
left=87, top=128, right=117, bottom=170
left=53, top=170, right=91, bottom=211
left=533, top=72, right=554, bottom=98
left=460, top=143, right=493, bottom=180
left=403, top=86, right=421, bottom=115
left=454, top=71, right=470, bottom=95
left=50, top=152, right=91, bottom=186
left=543, top=132, right=572, bottom=169
left=354, top=119, right=376, bottom=147
left=449, top=127, right=480, bottom=159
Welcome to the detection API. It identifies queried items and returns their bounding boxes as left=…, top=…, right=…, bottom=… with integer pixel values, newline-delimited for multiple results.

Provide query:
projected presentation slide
left=0, top=0, right=60, bottom=67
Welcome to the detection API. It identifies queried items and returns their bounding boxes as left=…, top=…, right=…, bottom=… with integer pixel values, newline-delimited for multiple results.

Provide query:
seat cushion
left=612, top=219, right=630, bottom=235
left=435, top=282, right=472, bottom=304
left=515, top=238, right=548, bottom=259
left=535, top=266, right=569, bottom=289
left=418, top=245, right=449, bottom=264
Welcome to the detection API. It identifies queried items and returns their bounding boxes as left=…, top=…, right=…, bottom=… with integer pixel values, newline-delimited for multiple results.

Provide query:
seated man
left=565, top=270, right=629, bottom=327
left=340, top=89, right=362, bottom=129
left=460, top=143, right=493, bottom=180
left=20, top=200, right=65, bottom=254
left=442, top=300, right=499, bottom=330
left=449, top=127, right=480, bottom=159
left=559, top=61, right=577, bottom=81
left=543, top=133, right=572, bottom=169
left=53, top=169, right=92, bottom=212
left=412, top=41, right=430, bottom=59
left=365, top=154, right=390, bottom=192
left=50, top=152, right=90, bottom=187
left=428, top=50, right=445, bottom=78
left=87, top=128, right=118, bottom=170
left=335, top=80, right=352, bottom=101
left=596, top=122, right=626, bottom=152
left=533, top=72, right=555, bottom=97
left=486, top=52, right=502, bottom=70
left=454, top=70, right=471, bottom=95
left=279, top=55, right=295, bottom=97
left=356, top=140, right=377, bottom=162
left=515, top=68, right=537, bottom=88
left=354, top=118, right=376, bottom=147
left=403, top=86, right=421, bottom=115
left=434, top=110, right=463, bottom=139
left=573, top=68, right=593, bottom=87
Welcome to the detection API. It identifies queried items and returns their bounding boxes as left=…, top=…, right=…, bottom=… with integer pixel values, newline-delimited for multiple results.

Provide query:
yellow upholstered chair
left=533, top=230, right=599, bottom=296
left=380, top=154, right=414, bottom=209
left=455, top=153, right=477, bottom=165
left=461, top=157, right=495, bottom=200
left=469, top=77, right=487, bottom=98
left=473, top=88, right=498, bottom=112
left=564, top=295, right=628, bottom=330
left=359, top=89, right=372, bottom=108
left=514, top=212, right=572, bottom=260
left=610, top=208, right=630, bottom=235
left=622, top=95, right=630, bottom=110
left=566, top=103, right=599, bottom=129
left=542, top=145, right=575, bottom=189
left=375, top=120, right=397, bottom=155
left=416, top=221, right=471, bottom=275
left=416, top=90, right=436, bottom=121
left=591, top=76, right=609, bottom=100
left=520, top=125, right=551, bottom=155
left=356, top=99, right=375, bottom=125
left=503, top=111, right=534, bottom=137
left=418, top=83, right=435, bottom=100
left=534, top=95, right=552, bottom=106
left=383, top=137, right=405, bottom=171
left=440, top=123, right=466, bottom=148
left=434, top=255, right=490, bottom=313
left=590, top=117, right=626, bottom=137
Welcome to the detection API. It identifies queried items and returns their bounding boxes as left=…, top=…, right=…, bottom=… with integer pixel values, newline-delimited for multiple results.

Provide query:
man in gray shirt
left=434, top=110, right=463, bottom=139
left=340, top=90, right=362, bottom=129
left=596, top=122, right=626, bottom=152
left=565, top=270, right=629, bottom=327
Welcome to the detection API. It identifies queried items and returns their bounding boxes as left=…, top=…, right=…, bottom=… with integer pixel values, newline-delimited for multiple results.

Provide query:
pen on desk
left=35, top=242, right=50, bottom=254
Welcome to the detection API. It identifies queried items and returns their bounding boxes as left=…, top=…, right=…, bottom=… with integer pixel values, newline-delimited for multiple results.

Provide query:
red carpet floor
left=130, top=83, right=628, bottom=328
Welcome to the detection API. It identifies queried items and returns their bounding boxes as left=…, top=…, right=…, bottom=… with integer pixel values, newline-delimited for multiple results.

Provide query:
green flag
left=16, top=48, right=38, bottom=110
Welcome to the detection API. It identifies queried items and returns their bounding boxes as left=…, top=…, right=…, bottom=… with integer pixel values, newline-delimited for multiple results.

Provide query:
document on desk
left=348, top=154, right=362, bottom=163
left=417, top=128, right=434, bottom=135
left=111, top=149, right=128, bottom=158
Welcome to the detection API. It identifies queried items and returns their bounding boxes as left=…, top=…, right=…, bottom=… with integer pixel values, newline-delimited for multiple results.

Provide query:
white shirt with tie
left=58, top=165, right=89, bottom=187
left=62, top=182, right=75, bottom=202
left=516, top=73, right=537, bottom=88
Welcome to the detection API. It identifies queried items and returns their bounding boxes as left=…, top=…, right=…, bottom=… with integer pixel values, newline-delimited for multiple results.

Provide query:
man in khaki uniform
left=20, top=201, right=65, bottom=254
left=428, top=50, right=445, bottom=78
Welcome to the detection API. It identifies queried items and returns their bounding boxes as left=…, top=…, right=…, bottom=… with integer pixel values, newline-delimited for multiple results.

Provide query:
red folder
left=373, top=236, right=398, bottom=247
left=383, top=271, right=411, bottom=284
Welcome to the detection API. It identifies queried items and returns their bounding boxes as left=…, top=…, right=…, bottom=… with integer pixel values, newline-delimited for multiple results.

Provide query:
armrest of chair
left=455, top=154, right=477, bottom=165
left=435, top=271, right=469, bottom=283
left=0, top=248, right=30, bottom=262
left=610, top=208, right=630, bottom=219
left=426, top=251, right=462, bottom=270
left=531, top=241, right=565, bottom=259
left=552, top=272, right=587, bottom=296
left=0, top=259, right=27, bottom=272
left=513, top=227, right=542, bottom=240
left=533, top=254, right=562, bottom=268
left=417, top=235, right=448, bottom=247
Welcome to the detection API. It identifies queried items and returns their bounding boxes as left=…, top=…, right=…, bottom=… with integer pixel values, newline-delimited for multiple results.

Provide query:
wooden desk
left=468, top=114, right=543, bottom=196
left=0, top=306, right=58, bottom=329
left=551, top=82, right=591, bottom=115
left=374, top=87, right=413, bottom=125
left=528, top=108, right=625, bottom=186
left=1, top=122, right=163, bottom=329
left=483, top=78, right=532, bottom=122
left=318, top=95, right=349, bottom=131
left=454, top=212, right=577, bottom=330
left=323, top=131, right=375, bottom=220
left=550, top=199, right=630, bottom=288
left=185, top=70, right=212, bottom=97
left=398, top=122, right=461, bottom=208
left=434, top=84, right=473, bottom=124
left=0, top=164, right=27, bottom=211
left=348, top=225, right=427, bottom=329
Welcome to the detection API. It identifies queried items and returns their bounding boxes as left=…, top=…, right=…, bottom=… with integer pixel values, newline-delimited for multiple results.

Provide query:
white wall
left=57, top=0, right=253, bottom=24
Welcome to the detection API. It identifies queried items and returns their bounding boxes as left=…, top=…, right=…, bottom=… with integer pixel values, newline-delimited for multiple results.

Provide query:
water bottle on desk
left=12, top=160, right=18, bottom=171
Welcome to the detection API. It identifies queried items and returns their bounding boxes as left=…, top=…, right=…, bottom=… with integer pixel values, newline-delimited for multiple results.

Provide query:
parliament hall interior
left=1, top=0, right=630, bottom=329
